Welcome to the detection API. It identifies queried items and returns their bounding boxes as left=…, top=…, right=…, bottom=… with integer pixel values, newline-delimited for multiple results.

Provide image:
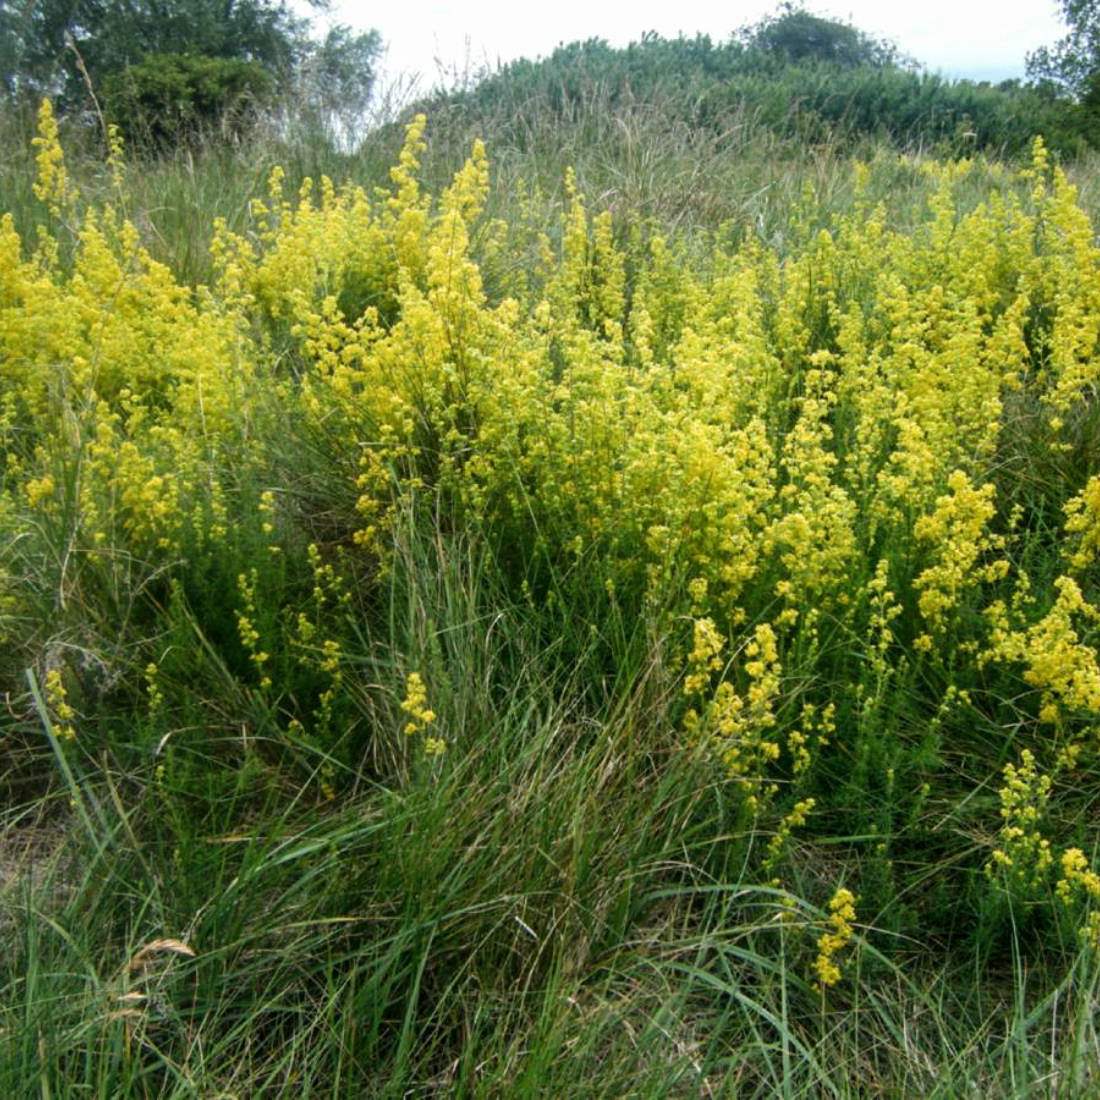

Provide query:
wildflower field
left=2, top=100, right=1100, bottom=1095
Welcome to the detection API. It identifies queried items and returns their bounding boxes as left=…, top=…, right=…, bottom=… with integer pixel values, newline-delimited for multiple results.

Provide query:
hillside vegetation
left=412, top=32, right=1097, bottom=159
left=1, top=30, right=1100, bottom=1097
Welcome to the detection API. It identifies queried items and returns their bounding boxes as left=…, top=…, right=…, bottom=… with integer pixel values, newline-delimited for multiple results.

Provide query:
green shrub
left=104, top=52, right=274, bottom=147
left=738, top=2, right=904, bottom=69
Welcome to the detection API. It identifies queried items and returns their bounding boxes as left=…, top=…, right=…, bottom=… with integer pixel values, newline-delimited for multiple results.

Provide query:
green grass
left=6, top=510, right=1100, bottom=1096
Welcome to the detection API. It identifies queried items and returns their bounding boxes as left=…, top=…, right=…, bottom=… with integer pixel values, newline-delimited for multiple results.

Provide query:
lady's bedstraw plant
left=236, top=570, right=271, bottom=692
left=31, top=99, right=74, bottom=220
left=1056, top=849, right=1100, bottom=949
left=912, top=471, right=1005, bottom=651
left=684, top=619, right=782, bottom=814
left=987, top=749, right=1053, bottom=894
left=763, top=797, right=816, bottom=884
left=985, top=573, right=1100, bottom=764
left=813, top=887, right=858, bottom=991
left=1063, top=476, right=1100, bottom=574
left=402, top=672, right=444, bottom=757
left=44, top=667, right=76, bottom=741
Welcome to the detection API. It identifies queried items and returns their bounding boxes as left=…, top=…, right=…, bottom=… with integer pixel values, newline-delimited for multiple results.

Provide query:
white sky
left=319, top=1, right=1068, bottom=90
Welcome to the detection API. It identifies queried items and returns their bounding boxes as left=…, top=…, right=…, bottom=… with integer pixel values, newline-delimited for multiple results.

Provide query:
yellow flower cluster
left=144, top=661, right=164, bottom=717
left=785, top=702, right=834, bottom=777
left=236, top=570, right=271, bottom=691
left=401, top=672, right=443, bottom=756
left=986, top=576, right=1100, bottom=731
left=293, top=544, right=352, bottom=739
left=1064, top=476, right=1100, bottom=574
left=44, top=667, right=76, bottom=741
left=912, top=471, right=1005, bottom=648
left=987, top=749, right=1053, bottom=890
left=1056, top=848, right=1100, bottom=949
left=685, top=622, right=782, bottom=813
left=684, top=617, right=724, bottom=697
left=763, top=797, right=815, bottom=883
left=813, top=887, right=857, bottom=990
left=866, top=559, right=902, bottom=681
left=31, top=100, right=73, bottom=219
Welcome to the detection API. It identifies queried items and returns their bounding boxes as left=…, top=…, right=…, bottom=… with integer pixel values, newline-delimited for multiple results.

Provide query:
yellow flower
left=31, top=100, right=73, bottom=218
left=813, top=887, right=857, bottom=990
left=401, top=672, right=436, bottom=735
left=44, top=667, right=76, bottom=741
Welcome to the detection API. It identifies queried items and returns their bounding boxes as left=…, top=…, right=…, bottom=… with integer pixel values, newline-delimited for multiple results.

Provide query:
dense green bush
left=738, top=2, right=904, bottom=68
left=103, top=52, right=275, bottom=147
left=701, top=60, right=1095, bottom=155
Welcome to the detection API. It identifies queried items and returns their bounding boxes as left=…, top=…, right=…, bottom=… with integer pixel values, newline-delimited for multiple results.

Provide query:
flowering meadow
left=2, top=102, right=1100, bottom=1095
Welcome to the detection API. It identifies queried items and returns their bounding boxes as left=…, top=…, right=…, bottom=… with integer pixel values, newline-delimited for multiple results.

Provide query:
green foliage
left=2, top=0, right=313, bottom=107
left=699, top=63, right=1093, bottom=155
left=416, top=32, right=1095, bottom=157
left=737, top=1, right=905, bottom=69
left=0, top=2, right=23, bottom=98
left=0, top=0, right=381, bottom=143
left=292, top=25, right=384, bottom=139
left=103, top=53, right=275, bottom=147
left=1028, top=0, right=1100, bottom=99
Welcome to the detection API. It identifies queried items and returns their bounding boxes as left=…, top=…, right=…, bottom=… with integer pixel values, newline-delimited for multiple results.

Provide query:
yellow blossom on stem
left=401, top=672, right=436, bottom=735
left=813, top=887, right=857, bottom=990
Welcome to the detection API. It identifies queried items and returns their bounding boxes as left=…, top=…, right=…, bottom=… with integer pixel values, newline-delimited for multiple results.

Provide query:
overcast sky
left=318, top=1, right=1068, bottom=91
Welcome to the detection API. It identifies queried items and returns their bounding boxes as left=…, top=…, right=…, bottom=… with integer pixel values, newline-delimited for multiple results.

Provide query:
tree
left=737, top=3, right=907, bottom=70
left=1028, top=1, right=1100, bottom=99
left=293, top=25, right=384, bottom=138
left=0, top=0, right=34, bottom=99
left=0, top=0, right=376, bottom=113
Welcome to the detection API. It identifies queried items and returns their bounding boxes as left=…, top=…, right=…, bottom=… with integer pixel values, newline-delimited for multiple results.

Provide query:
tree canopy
left=0, top=0, right=380, bottom=123
left=1028, top=0, right=1100, bottom=101
left=736, top=3, right=907, bottom=70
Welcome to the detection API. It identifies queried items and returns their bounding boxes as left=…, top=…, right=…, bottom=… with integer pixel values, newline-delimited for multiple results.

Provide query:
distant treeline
left=411, top=33, right=1097, bottom=158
